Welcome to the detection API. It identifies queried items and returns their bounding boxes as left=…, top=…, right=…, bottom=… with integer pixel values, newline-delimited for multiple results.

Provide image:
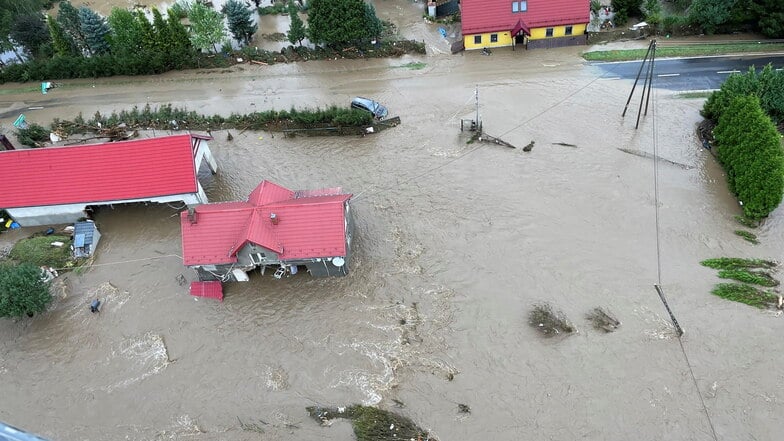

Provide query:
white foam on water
left=263, top=364, right=290, bottom=391
left=97, top=332, right=171, bottom=393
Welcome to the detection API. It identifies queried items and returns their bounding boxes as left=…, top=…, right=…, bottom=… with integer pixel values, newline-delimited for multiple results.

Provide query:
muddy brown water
left=2, top=2, right=784, bottom=441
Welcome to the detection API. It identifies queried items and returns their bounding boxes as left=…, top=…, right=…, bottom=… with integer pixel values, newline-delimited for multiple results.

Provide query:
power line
left=644, top=42, right=719, bottom=441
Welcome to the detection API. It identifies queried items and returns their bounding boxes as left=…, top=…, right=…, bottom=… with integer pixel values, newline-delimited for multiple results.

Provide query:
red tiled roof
left=461, top=0, right=590, bottom=35
left=0, top=134, right=201, bottom=209
left=181, top=181, right=351, bottom=266
left=190, top=281, right=224, bottom=301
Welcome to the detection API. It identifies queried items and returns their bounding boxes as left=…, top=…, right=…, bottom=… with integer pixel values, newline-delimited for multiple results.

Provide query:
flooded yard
left=1, top=1, right=784, bottom=441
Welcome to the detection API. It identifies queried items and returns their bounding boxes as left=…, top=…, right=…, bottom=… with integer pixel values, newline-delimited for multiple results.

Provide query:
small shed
left=73, top=220, right=101, bottom=259
left=189, top=281, right=224, bottom=301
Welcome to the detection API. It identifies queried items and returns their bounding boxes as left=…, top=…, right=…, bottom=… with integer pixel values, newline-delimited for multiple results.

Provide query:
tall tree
left=286, top=0, right=306, bottom=46
left=78, top=6, right=110, bottom=55
left=10, top=13, right=51, bottom=58
left=167, top=9, right=195, bottom=68
left=0, top=0, right=50, bottom=59
left=308, top=0, right=379, bottom=47
left=222, top=0, right=256, bottom=45
left=687, top=0, right=736, bottom=34
left=752, top=0, right=784, bottom=37
left=107, top=8, right=143, bottom=57
left=0, top=263, right=52, bottom=319
left=188, top=2, right=226, bottom=54
left=47, top=14, right=77, bottom=56
left=57, top=0, right=87, bottom=53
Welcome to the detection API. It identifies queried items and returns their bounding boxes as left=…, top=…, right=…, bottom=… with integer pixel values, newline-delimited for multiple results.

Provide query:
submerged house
left=461, top=0, right=590, bottom=50
left=180, top=180, right=354, bottom=282
left=72, top=220, right=101, bottom=259
left=0, top=134, right=217, bottom=226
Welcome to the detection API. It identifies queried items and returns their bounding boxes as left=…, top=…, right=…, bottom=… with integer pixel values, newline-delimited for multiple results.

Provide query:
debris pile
left=528, top=303, right=577, bottom=336
left=306, top=405, right=434, bottom=441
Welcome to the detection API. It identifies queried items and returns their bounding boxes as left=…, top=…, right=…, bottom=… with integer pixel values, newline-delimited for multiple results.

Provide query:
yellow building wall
left=528, top=23, right=586, bottom=40
left=464, top=31, right=513, bottom=50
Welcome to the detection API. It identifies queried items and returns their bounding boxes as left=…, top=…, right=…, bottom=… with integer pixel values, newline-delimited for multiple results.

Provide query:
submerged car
left=351, top=97, right=388, bottom=120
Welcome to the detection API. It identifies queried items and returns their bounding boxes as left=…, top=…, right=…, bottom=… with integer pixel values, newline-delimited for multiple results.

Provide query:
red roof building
left=0, top=134, right=217, bottom=226
left=180, top=180, right=354, bottom=281
left=461, top=0, right=590, bottom=50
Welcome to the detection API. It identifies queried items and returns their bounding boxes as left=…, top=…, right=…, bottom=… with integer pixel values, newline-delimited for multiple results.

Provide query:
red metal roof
left=461, top=0, right=590, bottom=35
left=0, top=134, right=201, bottom=209
left=180, top=181, right=351, bottom=266
left=190, top=281, right=224, bottom=301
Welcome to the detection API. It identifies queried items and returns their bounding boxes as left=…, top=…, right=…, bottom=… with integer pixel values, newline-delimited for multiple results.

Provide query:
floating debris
left=522, top=140, right=535, bottom=152
left=306, top=405, right=434, bottom=441
left=585, top=307, right=621, bottom=333
left=528, top=303, right=577, bottom=337
left=457, top=403, right=471, bottom=414
left=552, top=142, right=578, bottom=148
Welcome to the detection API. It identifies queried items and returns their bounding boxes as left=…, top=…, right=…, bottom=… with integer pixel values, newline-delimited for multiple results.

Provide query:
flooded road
left=2, top=2, right=784, bottom=441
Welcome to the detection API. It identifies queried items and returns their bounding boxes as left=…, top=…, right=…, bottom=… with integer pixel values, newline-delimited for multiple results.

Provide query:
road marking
left=542, top=63, right=558, bottom=67
left=657, top=73, right=680, bottom=77
left=599, top=76, right=621, bottom=81
left=717, top=70, right=741, bottom=74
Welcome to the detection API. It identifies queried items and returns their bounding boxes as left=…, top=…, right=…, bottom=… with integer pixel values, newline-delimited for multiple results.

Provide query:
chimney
left=270, top=213, right=279, bottom=225
left=188, top=207, right=198, bottom=224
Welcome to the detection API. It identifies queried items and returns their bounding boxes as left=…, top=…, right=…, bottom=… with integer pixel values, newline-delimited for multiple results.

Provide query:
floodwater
left=2, top=2, right=784, bottom=441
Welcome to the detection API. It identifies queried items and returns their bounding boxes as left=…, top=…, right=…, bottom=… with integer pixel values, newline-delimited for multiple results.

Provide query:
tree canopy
left=10, top=13, right=51, bottom=58
left=222, top=0, right=257, bottom=45
left=307, top=0, right=380, bottom=47
left=79, top=6, right=110, bottom=55
left=188, top=2, right=226, bottom=53
left=287, top=0, right=306, bottom=46
left=0, top=263, right=52, bottom=319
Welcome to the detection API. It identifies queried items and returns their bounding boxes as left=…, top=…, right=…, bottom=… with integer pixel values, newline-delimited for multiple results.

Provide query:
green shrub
left=711, top=283, right=779, bottom=308
left=713, top=95, right=784, bottom=219
left=700, top=257, right=777, bottom=270
left=717, top=269, right=778, bottom=286
left=734, top=230, right=759, bottom=244
left=703, top=64, right=784, bottom=124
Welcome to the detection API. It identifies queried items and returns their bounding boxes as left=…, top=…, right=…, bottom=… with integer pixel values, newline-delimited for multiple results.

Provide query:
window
left=474, top=35, right=482, bottom=44
left=490, top=33, right=498, bottom=43
left=565, top=26, right=573, bottom=36
left=512, top=1, right=527, bottom=12
left=545, top=27, right=554, bottom=37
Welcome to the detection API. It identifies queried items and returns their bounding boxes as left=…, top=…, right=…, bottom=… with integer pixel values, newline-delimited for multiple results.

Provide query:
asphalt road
left=591, top=54, right=784, bottom=90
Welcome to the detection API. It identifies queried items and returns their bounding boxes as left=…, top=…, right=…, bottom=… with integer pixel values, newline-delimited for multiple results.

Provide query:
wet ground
left=2, top=1, right=784, bottom=441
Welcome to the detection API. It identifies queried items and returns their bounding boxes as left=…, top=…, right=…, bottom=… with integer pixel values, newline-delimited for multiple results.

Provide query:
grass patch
left=675, top=91, right=713, bottom=99
left=700, top=257, right=777, bottom=271
left=9, top=235, right=73, bottom=268
left=735, top=215, right=759, bottom=228
left=734, top=230, right=759, bottom=244
left=528, top=303, right=576, bottom=336
left=258, top=1, right=290, bottom=15
left=397, top=61, right=427, bottom=70
left=306, top=405, right=429, bottom=441
left=711, top=283, right=779, bottom=308
left=583, top=43, right=784, bottom=62
left=717, top=269, right=778, bottom=287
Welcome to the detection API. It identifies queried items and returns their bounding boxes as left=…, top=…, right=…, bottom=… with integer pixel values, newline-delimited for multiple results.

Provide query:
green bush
left=703, top=64, right=784, bottom=124
left=0, top=262, right=52, bottom=318
left=711, top=283, right=779, bottom=308
left=717, top=268, right=778, bottom=286
left=701, top=257, right=777, bottom=270
left=713, top=95, right=784, bottom=219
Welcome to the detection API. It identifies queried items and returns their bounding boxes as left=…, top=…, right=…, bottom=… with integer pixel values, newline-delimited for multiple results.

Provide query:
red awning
left=512, top=19, right=530, bottom=36
left=190, top=281, right=224, bottom=301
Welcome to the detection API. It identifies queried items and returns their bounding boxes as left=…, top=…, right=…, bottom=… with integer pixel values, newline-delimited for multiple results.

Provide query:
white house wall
left=7, top=190, right=207, bottom=227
